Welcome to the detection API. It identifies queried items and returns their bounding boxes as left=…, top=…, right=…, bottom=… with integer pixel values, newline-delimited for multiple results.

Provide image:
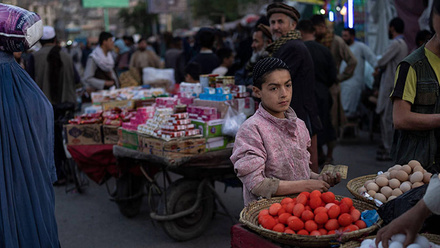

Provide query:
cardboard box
left=101, top=100, right=135, bottom=111
left=103, top=125, right=119, bottom=144
left=65, top=124, right=102, bottom=145
left=205, top=136, right=234, bottom=151
left=193, top=99, right=229, bottom=118
left=191, top=119, right=224, bottom=138
left=118, top=128, right=138, bottom=150
left=138, top=134, right=206, bottom=156
left=230, top=97, right=255, bottom=117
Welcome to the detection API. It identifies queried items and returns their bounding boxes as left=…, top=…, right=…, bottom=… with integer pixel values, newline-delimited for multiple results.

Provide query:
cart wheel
left=115, top=173, right=144, bottom=218
left=160, top=179, right=214, bottom=241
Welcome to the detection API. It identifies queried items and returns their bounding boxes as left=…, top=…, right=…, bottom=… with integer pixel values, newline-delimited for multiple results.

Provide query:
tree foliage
left=189, top=0, right=258, bottom=23
left=118, top=2, right=158, bottom=36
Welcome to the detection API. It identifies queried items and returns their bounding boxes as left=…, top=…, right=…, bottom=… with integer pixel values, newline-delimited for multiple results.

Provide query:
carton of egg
left=357, top=234, right=440, bottom=248
left=358, top=160, right=432, bottom=203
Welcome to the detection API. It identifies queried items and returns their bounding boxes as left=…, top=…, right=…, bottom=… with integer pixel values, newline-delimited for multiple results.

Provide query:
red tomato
left=273, top=223, right=285, bottom=232
left=277, top=207, right=286, bottom=216
left=284, top=228, right=296, bottom=234
left=278, top=213, right=292, bottom=225
left=285, top=202, right=295, bottom=214
left=318, top=228, right=328, bottom=235
left=314, top=212, right=329, bottom=225
left=305, top=220, right=318, bottom=232
left=328, top=205, right=341, bottom=219
left=343, top=224, right=359, bottom=233
left=340, top=198, right=353, bottom=209
left=314, top=206, right=328, bottom=215
left=287, top=217, right=304, bottom=231
left=310, top=190, right=321, bottom=199
left=301, top=210, right=315, bottom=222
left=339, top=203, right=350, bottom=214
left=293, top=203, right=305, bottom=217
left=328, top=230, right=336, bottom=235
left=310, top=230, right=322, bottom=236
left=258, top=209, right=269, bottom=224
left=338, top=213, right=353, bottom=227
left=324, top=219, right=339, bottom=231
left=269, top=203, right=282, bottom=216
left=350, top=209, right=361, bottom=222
left=309, top=197, right=323, bottom=210
left=355, top=220, right=367, bottom=229
left=297, top=229, right=309, bottom=235
left=296, top=194, right=308, bottom=205
left=281, top=197, right=294, bottom=205
left=321, top=192, right=335, bottom=203
left=261, top=215, right=277, bottom=230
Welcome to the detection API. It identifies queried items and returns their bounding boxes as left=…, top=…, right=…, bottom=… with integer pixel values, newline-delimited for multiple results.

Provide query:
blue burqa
left=0, top=51, right=59, bottom=247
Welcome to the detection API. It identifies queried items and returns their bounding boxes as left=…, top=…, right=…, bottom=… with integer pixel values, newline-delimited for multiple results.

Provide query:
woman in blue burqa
left=0, top=4, right=60, bottom=247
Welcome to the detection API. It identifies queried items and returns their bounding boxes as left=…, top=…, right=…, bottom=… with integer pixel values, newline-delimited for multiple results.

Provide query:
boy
left=212, top=47, right=234, bottom=76
left=231, top=57, right=340, bottom=206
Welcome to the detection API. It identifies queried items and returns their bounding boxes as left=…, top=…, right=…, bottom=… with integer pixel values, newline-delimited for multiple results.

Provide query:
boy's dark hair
left=138, top=38, right=146, bottom=44
left=216, top=47, right=233, bottom=63
left=389, top=17, right=405, bottom=34
left=99, top=32, right=113, bottom=46
left=297, top=20, right=315, bottom=33
left=343, top=27, right=356, bottom=37
left=123, top=35, right=134, bottom=45
left=185, top=62, right=202, bottom=81
left=197, top=28, right=215, bottom=49
left=310, top=14, right=326, bottom=26
left=252, top=57, right=290, bottom=89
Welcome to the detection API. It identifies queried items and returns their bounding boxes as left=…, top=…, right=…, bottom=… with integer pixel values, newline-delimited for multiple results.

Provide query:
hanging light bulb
left=320, top=9, right=326, bottom=15
left=340, top=6, right=347, bottom=16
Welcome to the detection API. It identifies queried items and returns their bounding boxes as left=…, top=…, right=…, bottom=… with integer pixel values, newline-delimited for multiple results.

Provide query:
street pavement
left=55, top=130, right=392, bottom=248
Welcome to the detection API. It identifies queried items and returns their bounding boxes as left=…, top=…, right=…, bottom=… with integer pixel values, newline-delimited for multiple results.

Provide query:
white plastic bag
left=222, top=103, right=246, bottom=137
left=142, top=67, right=175, bottom=85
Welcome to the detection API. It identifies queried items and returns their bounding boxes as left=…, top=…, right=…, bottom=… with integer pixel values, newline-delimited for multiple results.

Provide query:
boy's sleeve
left=230, top=123, right=268, bottom=193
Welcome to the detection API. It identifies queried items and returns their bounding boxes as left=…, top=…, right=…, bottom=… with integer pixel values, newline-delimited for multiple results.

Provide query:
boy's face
left=253, top=69, right=292, bottom=118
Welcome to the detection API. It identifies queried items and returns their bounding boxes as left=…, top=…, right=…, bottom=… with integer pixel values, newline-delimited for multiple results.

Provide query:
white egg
left=415, top=235, right=430, bottom=248
left=391, top=234, right=406, bottom=243
left=407, top=244, right=422, bottom=248
left=389, top=241, right=404, bottom=248
left=361, top=239, right=375, bottom=247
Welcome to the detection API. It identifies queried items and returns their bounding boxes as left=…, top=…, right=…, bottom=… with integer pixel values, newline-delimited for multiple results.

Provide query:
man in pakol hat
left=266, top=2, right=322, bottom=172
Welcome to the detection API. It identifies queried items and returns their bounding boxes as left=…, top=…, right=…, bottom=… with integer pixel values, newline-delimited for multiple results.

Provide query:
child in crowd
left=230, top=57, right=341, bottom=206
left=212, top=47, right=234, bottom=76
left=184, top=62, right=202, bottom=83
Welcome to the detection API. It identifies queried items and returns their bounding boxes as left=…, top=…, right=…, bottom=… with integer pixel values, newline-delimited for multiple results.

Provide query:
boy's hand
left=305, top=180, right=330, bottom=192
left=318, top=172, right=341, bottom=187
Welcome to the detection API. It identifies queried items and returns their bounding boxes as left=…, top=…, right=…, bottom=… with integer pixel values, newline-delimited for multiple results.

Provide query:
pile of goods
left=358, top=160, right=432, bottom=204
left=258, top=191, right=368, bottom=235
left=358, top=234, right=439, bottom=248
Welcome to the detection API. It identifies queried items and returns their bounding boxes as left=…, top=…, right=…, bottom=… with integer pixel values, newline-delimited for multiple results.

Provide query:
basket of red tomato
left=239, top=191, right=382, bottom=247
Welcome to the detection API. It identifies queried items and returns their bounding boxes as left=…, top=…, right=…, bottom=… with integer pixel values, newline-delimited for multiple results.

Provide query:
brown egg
left=392, top=188, right=403, bottom=197
left=358, top=186, right=367, bottom=194
left=401, top=164, right=412, bottom=174
left=392, top=164, right=402, bottom=171
left=389, top=178, right=401, bottom=189
left=364, top=179, right=375, bottom=188
left=374, top=193, right=387, bottom=203
left=410, top=171, right=423, bottom=183
left=423, top=173, right=432, bottom=183
left=412, top=182, right=424, bottom=188
left=389, top=170, right=398, bottom=179
left=367, top=190, right=376, bottom=197
left=376, top=176, right=389, bottom=187
left=408, top=160, right=421, bottom=169
left=366, top=182, right=379, bottom=192
left=380, top=186, right=393, bottom=198
left=400, top=182, right=412, bottom=192
left=413, top=165, right=424, bottom=173
left=396, top=170, right=409, bottom=182
left=388, top=195, right=397, bottom=201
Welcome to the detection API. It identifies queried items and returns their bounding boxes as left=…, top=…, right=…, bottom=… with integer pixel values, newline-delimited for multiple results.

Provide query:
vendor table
left=112, top=145, right=242, bottom=241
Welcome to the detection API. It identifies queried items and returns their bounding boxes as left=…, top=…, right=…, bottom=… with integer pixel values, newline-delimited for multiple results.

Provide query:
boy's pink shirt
left=230, top=104, right=311, bottom=206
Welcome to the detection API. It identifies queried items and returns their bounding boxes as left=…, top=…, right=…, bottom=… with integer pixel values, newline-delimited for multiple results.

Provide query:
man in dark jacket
left=266, top=2, right=322, bottom=172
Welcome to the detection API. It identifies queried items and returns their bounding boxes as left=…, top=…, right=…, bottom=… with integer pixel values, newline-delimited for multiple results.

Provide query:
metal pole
left=104, top=8, right=110, bottom=32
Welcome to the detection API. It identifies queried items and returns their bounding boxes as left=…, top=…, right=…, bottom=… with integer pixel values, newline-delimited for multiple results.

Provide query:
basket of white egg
left=343, top=233, right=440, bottom=248
left=346, top=160, right=432, bottom=205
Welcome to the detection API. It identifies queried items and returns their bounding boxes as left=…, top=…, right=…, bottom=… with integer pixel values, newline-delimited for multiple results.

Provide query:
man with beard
left=235, top=24, right=272, bottom=88
left=340, top=28, right=377, bottom=119
left=129, top=37, right=162, bottom=78
left=311, top=15, right=357, bottom=138
left=266, top=2, right=322, bottom=172
left=375, top=17, right=408, bottom=161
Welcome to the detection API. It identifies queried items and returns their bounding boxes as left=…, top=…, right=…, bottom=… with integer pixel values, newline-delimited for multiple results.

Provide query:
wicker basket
left=239, top=195, right=382, bottom=247
left=346, top=175, right=377, bottom=205
left=342, top=233, right=440, bottom=248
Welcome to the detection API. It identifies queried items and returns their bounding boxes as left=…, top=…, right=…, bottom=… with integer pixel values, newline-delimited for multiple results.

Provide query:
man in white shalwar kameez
left=340, top=28, right=377, bottom=118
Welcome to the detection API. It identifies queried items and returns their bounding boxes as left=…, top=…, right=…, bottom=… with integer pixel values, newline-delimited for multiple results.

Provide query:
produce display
left=358, top=160, right=432, bottom=204
left=358, top=234, right=439, bottom=248
left=258, top=191, right=368, bottom=235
